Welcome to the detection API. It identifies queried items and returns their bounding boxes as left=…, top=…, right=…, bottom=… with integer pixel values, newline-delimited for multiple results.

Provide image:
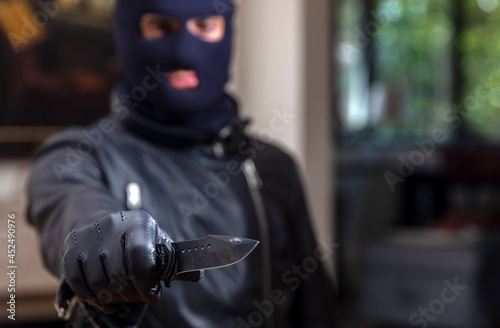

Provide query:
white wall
left=230, top=0, right=335, bottom=279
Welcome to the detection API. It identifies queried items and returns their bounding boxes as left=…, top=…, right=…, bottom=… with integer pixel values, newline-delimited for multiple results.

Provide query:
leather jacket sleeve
left=288, top=161, right=339, bottom=327
left=27, top=131, right=153, bottom=327
left=27, top=130, right=124, bottom=276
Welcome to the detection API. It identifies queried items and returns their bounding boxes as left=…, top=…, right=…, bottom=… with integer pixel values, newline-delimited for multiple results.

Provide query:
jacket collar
left=110, top=86, right=250, bottom=155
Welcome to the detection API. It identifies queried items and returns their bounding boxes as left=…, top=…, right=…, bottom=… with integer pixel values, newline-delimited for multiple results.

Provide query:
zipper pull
left=242, top=159, right=262, bottom=190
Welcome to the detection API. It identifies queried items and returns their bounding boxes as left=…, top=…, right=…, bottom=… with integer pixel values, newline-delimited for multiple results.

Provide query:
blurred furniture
left=358, top=230, right=494, bottom=327
left=337, top=145, right=500, bottom=327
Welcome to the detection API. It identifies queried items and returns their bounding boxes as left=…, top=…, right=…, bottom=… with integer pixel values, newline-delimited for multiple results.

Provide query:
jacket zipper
left=242, top=159, right=276, bottom=328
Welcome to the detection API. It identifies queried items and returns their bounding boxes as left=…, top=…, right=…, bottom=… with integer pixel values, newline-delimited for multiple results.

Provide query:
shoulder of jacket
left=34, top=117, right=127, bottom=159
left=245, top=136, right=297, bottom=170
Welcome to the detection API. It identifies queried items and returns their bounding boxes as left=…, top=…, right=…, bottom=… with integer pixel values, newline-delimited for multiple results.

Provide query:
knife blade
left=156, top=235, right=259, bottom=284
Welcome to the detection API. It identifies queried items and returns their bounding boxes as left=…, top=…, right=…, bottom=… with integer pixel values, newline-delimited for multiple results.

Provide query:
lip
left=167, top=69, right=199, bottom=91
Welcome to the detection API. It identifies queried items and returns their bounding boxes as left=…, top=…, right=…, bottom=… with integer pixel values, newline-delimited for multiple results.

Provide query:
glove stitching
left=94, top=218, right=103, bottom=242
left=120, top=211, right=126, bottom=221
left=71, top=230, right=77, bottom=245
left=120, top=233, right=141, bottom=302
left=99, top=251, right=110, bottom=282
left=121, top=233, right=132, bottom=285
left=77, top=254, right=100, bottom=307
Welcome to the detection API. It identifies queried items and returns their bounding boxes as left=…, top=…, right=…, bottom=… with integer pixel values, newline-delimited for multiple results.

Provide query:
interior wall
left=230, top=0, right=335, bottom=278
left=230, top=0, right=304, bottom=155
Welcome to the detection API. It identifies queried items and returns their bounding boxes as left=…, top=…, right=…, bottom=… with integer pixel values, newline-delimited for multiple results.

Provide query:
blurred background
left=1, top=0, right=500, bottom=327
left=335, top=0, right=500, bottom=327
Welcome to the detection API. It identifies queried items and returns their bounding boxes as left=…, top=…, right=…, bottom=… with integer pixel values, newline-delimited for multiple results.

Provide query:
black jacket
left=27, top=110, right=338, bottom=327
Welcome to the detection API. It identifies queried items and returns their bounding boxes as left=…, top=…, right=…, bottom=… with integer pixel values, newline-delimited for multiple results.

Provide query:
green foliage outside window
left=336, top=0, right=500, bottom=143
left=460, top=0, right=500, bottom=140
left=373, top=0, right=453, bottom=140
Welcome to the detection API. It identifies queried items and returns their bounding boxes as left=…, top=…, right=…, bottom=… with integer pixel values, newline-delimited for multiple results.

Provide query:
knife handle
left=156, top=243, right=204, bottom=287
left=156, top=243, right=176, bottom=287
left=173, top=270, right=204, bottom=282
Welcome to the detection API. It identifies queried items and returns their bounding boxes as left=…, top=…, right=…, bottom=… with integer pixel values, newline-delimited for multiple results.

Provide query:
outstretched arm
left=26, top=131, right=170, bottom=326
left=27, top=130, right=124, bottom=276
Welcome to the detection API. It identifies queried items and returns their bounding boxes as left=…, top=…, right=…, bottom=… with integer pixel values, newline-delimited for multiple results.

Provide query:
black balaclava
left=114, top=0, right=237, bottom=133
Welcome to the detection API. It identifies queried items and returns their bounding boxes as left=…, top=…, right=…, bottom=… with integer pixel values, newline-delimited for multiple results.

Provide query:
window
left=335, top=0, right=500, bottom=145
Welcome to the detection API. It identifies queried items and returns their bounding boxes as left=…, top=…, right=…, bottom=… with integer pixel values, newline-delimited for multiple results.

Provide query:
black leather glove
left=58, top=210, right=169, bottom=314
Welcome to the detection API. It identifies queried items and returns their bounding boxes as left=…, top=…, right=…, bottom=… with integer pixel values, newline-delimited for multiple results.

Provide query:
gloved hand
left=57, top=210, right=171, bottom=314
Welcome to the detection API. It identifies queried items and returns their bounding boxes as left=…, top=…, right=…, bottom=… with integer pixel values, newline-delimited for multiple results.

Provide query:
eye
left=196, top=20, right=217, bottom=33
left=186, top=16, right=225, bottom=43
left=139, top=13, right=180, bottom=40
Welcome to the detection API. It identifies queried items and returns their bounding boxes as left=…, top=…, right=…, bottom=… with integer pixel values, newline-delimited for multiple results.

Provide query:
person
left=27, top=0, right=338, bottom=327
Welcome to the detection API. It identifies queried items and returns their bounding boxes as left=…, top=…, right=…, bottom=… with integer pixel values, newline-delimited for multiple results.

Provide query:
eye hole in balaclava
left=139, top=13, right=182, bottom=40
left=186, top=16, right=226, bottom=43
left=140, top=13, right=226, bottom=43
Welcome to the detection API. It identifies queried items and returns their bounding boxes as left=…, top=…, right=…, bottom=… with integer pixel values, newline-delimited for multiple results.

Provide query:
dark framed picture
left=0, top=0, right=118, bottom=155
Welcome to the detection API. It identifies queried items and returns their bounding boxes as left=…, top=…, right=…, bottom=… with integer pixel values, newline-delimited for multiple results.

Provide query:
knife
left=56, top=235, right=259, bottom=319
left=156, top=235, right=259, bottom=286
